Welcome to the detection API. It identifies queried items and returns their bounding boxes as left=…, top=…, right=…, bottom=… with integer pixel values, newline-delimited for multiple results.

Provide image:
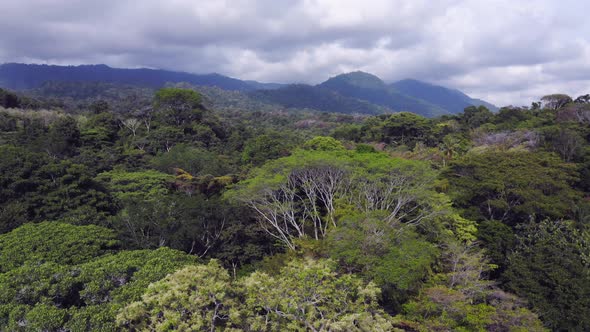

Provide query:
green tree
left=444, top=151, right=581, bottom=224
left=0, top=223, right=196, bottom=332
left=503, top=220, right=590, bottom=331
left=46, top=116, right=81, bottom=157
left=401, top=242, right=546, bottom=331
left=326, top=213, right=438, bottom=311
left=117, top=260, right=236, bottom=331
left=118, top=258, right=393, bottom=331
left=375, top=112, right=433, bottom=147
left=153, top=88, right=203, bottom=127
left=242, top=133, right=291, bottom=166
left=150, top=143, right=233, bottom=177
left=0, top=146, right=115, bottom=230
left=459, top=105, right=493, bottom=130
left=228, top=147, right=443, bottom=249
left=0, top=222, right=119, bottom=273
left=0, top=88, right=21, bottom=108
left=541, top=94, right=573, bottom=110
left=96, top=169, right=173, bottom=201
left=239, top=258, right=393, bottom=331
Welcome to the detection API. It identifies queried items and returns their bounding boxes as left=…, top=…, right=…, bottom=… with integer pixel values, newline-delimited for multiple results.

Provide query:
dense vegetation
left=0, top=83, right=588, bottom=331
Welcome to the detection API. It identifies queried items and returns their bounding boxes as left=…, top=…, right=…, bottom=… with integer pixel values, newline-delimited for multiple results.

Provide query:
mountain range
left=0, top=63, right=497, bottom=116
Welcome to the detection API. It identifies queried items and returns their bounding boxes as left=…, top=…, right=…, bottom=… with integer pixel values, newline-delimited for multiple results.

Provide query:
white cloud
left=0, top=0, right=589, bottom=106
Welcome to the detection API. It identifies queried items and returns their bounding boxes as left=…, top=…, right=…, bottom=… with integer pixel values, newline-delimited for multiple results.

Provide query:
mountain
left=248, top=72, right=497, bottom=118
left=319, top=72, right=447, bottom=117
left=0, top=63, right=497, bottom=117
left=390, top=79, right=498, bottom=112
left=249, top=84, right=385, bottom=115
left=0, top=63, right=280, bottom=92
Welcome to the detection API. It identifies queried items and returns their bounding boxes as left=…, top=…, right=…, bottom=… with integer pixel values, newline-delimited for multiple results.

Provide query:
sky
left=1, top=0, right=589, bottom=106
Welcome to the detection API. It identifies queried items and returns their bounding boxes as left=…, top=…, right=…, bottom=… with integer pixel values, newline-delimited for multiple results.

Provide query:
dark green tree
left=503, top=220, right=590, bottom=331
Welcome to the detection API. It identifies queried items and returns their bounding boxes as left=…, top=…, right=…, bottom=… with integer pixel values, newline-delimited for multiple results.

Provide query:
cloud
left=0, top=0, right=589, bottom=106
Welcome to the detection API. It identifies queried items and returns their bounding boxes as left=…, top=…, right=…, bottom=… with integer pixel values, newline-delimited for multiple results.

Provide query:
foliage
left=326, top=213, right=439, bottom=311
left=444, top=150, right=580, bottom=224
left=241, top=133, right=292, bottom=166
left=153, top=88, right=203, bottom=126
left=503, top=220, right=590, bottom=331
left=118, top=258, right=393, bottom=331
left=0, top=88, right=21, bottom=108
left=400, top=242, right=546, bottom=331
left=0, top=222, right=119, bottom=273
left=0, top=223, right=196, bottom=331
left=150, top=143, right=233, bottom=176
left=1, top=71, right=589, bottom=330
left=0, top=146, right=115, bottom=230
left=227, top=148, right=443, bottom=249
left=96, top=168, right=173, bottom=201
left=301, top=135, right=346, bottom=151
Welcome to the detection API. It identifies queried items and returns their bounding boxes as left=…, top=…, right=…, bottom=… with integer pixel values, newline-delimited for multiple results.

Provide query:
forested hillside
left=0, top=63, right=273, bottom=91
left=0, top=85, right=588, bottom=331
left=0, top=63, right=496, bottom=117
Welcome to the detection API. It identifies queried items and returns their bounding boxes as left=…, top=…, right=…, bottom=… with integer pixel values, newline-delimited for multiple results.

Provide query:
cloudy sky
left=1, top=0, right=589, bottom=106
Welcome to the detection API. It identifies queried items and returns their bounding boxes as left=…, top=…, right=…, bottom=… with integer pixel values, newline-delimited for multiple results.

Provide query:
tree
left=0, top=88, right=21, bottom=108
left=228, top=146, right=443, bottom=250
left=240, top=258, right=393, bottom=331
left=242, top=134, right=291, bottom=166
left=149, top=144, right=233, bottom=177
left=80, top=111, right=120, bottom=149
left=326, top=213, right=439, bottom=311
left=350, top=152, right=443, bottom=226
left=117, top=260, right=235, bottom=331
left=153, top=88, right=203, bottom=127
left=459, top=105, right=493, bottom=129
left=0, top=223, right=196, bottom=331
left=96, top=169, right=173, bottom=202
left=376, top=112, right=433, bottom=147
left=503, top=220, right=590, bottom=331
left=400, top=242, right=546, bottom=331
left=0, top=222, right=119, bottom=273
left=0, top=146, right=115, bottom=230
left=301, top=136, right=346, bottom=151
left=227, top=149, right=351, bottom=249
left=476, top=220, right=516, bottom=277
left=574, top=94, right=590, bottom=104
left=121, top=118, right=142, bottom=137
left=444, top=151, right=581, bottom=224
left=117, top=258, right=393, bottom=331
left=542, top=126, right=584, bottom=162
left=46, top=116, right=81, bottom=157
left=89, top=99, right=110, bottom=114
left=541, top=94, right=573, bottom=110
left=493, top=106, right=532, bottom=129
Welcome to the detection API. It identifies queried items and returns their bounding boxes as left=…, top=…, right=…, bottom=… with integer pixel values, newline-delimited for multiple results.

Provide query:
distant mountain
left=319, top=72, right=447, bottom=117
left=390, top=79, right=498, bottom=112
left=0, top=63, right=280, bottom=92
left=0, top=63, right=497, bottom=117
left=244, top=80, right=286, bottom=90
left=251, top=72, right=498, bottom=117
left=249, top=84, right=385, bottom=115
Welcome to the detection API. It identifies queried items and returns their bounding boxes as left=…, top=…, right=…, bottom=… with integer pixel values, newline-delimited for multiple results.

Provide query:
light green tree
left=117, top=258, right=394, bottom=332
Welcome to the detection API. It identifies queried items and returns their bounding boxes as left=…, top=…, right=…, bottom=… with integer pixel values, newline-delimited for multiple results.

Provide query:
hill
left=319, top=71, right=447, bottom=117
left=0, top=63, right=497, bottom=117
left=390, top=78, right=498, bottom=112
left=253, top=72, right=496, bottom=117
left=0, top=63, right=280, bottom=91
left=248, top=84, right=386, bottom=115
